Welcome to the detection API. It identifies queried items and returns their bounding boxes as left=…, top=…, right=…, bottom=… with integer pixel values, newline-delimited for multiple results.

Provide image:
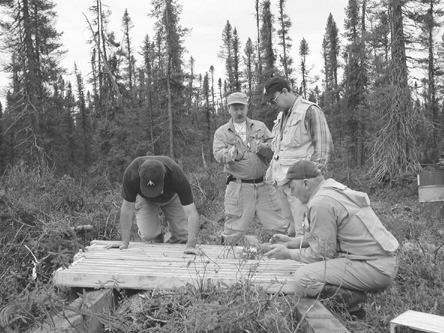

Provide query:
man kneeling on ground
left=264, top=160, right=399, bottom=317
left=119, top=155, right=200, bottom=255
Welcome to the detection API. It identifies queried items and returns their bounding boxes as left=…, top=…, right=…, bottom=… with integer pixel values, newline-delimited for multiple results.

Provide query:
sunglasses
left=270, top=92, right=282, bottom=105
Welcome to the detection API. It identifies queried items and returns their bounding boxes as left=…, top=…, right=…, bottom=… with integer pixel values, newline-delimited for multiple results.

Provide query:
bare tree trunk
left=255, top=0, right=262, bottom=78
left=357, top=0, right=367, bottom=167
left=427, top=0, right=438, bottom=148
left=201, top=144, right=208, bottom=170
left=167, top=59, right=174, bottom=159
left=278, top=0, right=289, bottom=80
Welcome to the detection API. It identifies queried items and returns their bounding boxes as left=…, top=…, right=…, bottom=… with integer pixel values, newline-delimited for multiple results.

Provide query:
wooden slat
left=294, top=298, right=350, bottom=333
left=390, top=310, right=444, bottom=333
left=30, top=289, right=113, bottom=333
left=54, top=270, right=296, bottom=293
left=89, top=240, right=243, bottom=256
left=54, top=240, right=304, bottom=292
left=418, top=185, right=444, bottom=202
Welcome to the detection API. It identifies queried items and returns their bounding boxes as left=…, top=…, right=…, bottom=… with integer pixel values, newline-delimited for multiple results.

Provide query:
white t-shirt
left=233, top=121, right=247, bottom=142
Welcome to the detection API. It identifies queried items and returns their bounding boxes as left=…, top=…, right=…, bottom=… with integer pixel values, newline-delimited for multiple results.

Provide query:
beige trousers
left=222, top=181, right=290, bottom=242
left=135, top=194, right=188, bottom=243
left=291, top=256, right=398, bottom=296
left=276, top=186, right=307, bottom=236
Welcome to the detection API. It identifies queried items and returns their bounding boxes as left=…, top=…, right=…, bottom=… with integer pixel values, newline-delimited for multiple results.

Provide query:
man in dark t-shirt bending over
left=119, top=156, right=200, bottom=254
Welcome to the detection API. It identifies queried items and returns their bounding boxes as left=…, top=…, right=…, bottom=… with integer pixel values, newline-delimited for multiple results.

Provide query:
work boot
left=149, top=233, right=164, bottom=243
left=320, top=284, right=367, bottom=319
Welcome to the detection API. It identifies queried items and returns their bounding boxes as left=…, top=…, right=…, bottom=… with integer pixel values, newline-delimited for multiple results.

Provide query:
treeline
left=0, top=0, right=443, bottom=182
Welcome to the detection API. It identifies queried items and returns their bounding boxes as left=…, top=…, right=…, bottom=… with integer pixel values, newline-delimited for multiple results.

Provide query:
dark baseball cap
left=262, top=76, right=291, bottom=104
left=139, top=159, right=166, bottom=198
left=284, top=160, right=321, bottom=182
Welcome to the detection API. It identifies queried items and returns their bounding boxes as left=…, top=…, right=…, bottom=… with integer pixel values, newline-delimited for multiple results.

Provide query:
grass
left=114, top=282, right=301, bottom=332
left=0, top=163, right=443, bottom=332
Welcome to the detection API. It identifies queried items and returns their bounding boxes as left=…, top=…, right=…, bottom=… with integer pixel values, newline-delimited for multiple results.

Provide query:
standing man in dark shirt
left=119, top=156, right=200, bottom=254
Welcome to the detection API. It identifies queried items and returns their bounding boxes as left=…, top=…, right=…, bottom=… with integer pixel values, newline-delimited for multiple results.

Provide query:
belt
left=227, top=175, right=264, bottom=184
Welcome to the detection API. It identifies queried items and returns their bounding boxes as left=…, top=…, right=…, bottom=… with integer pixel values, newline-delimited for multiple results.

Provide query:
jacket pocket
left=281, top=114, right=304, bottom=146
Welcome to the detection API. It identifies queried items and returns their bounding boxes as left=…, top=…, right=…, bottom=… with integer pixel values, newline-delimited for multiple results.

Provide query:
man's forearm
left=213, top=133, right=232, bottom=163
left=286, top=235, right=309, bottom=249
left=119, top=211, right=133, bottom=245
left=186, top=212, right=200, bottom=248
left=288, top=248, right=302, bottom=261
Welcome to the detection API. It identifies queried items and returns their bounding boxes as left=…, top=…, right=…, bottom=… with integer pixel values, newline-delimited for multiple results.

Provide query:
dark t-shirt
left=122, top=156, right=194, bottom=205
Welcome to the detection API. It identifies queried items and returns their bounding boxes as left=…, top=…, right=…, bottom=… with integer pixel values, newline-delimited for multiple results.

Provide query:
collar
left=228, top=118, right=253, bottom=132
left=284, top=95, right=301, bottom=115
left=307, top=178, right=326, bottom=203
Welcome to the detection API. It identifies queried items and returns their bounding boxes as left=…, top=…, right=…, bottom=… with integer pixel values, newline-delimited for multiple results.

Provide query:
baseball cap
left=227, top=92, right=248, bottom=106
left=285, top=160, right=321, bottom=182
left=139, top=159, right=166, bottom=198
left=262, top=76, right=291, bottom=104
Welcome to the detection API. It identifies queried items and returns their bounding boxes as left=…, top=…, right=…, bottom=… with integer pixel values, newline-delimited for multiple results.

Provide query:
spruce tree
left=151, top=0, right=186, bottom=158
left=122, top=8, right=136, bottom=100
left=299, top=38, right=309, bottom=98
left=75, top=64, right=92, bottom=168
left=0, top=0, right=65, bottom=169
left=220, top=20, right=234, bottom=93
left=408, top=0, right=443, bottom=155
left=255, top=0, right=262, bottom=78
left=342, top=0, right=368, bottom=167
left=64, top=82, right=77, bottom=174
left=142, top=34, right=156, bottom=154
left=370, top=0, right=420, bottom=181
left=232, top=28, right=242, bottom=91
left=0, top=102, right=4, bottom=173
left=209, top=65, right=216, bottom=111
left=203, top=72, right=211, bottom=156
left=244, top=37, right=256, bottom=101
left=260, top=0, right=275, bottom=81
left=322, top=13, right=340, bottom=105
left=277, top=0, right=294, bottom=82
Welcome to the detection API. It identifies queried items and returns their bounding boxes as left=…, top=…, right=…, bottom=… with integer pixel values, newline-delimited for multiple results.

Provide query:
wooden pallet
left=53, top=240, right=305, bottom=293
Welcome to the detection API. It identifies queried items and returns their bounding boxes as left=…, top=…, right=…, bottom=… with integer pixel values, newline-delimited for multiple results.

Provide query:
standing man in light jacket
left=213, top=92, right=290, bottom=243
left=262, top=76, right=333, bottom=236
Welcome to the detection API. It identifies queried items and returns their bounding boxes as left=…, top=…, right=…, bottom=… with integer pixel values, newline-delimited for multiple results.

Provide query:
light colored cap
left=227, top=92, right=248, bottom=105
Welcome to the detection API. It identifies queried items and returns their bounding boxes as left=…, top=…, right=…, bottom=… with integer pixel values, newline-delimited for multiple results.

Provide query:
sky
left=0, top=0, right=349, bottom=104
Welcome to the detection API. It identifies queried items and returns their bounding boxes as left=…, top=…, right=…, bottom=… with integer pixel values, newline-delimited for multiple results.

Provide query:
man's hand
left=270, top=234, right=292, bottom=244
left=227, top=145, right=237, bottom=162
left=183, top=203, right=200, bottom=253
left=184, top=247, right=202, bottom=255
left=258, top=242, right=273, bottom=253
left=119, top=242, right=129, bottom=250
left=264, top=244, right=292, bottom=259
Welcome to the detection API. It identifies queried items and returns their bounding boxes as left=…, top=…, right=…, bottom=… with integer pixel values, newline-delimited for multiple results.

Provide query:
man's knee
left=139, top=232, right=164, bottom=243
left=166, top=233, right=187, bottom=244
left=291, top=267, right=325, bottom=297
left=221, top=229, right=245, bottom=245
